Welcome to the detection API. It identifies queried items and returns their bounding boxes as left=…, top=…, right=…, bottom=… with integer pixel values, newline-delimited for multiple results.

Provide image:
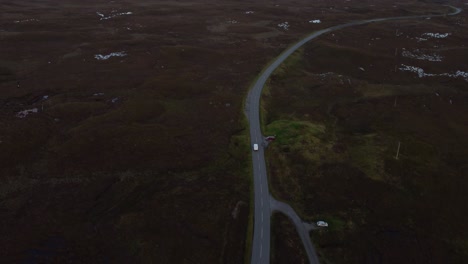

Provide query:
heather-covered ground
left=263, top=1, right=468, bottom=263
left=1, top=0, right=466, bottom=263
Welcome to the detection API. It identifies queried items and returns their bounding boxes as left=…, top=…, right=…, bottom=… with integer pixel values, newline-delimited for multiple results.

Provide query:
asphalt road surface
left=270, top=197, right=321, bottom=263
left=245, top=6, right=461, bottom=264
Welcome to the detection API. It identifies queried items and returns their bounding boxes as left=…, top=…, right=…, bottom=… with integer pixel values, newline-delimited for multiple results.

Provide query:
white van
left=316, top=221, right=328, bottom=227
left=253, top=144, right=259, bottom=151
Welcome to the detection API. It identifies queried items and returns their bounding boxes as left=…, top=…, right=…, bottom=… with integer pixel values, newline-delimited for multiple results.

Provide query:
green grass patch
left=271, top=48, right=305, bottom=79
left=348, top=134, right=386, bottom=181
left=265, top=119, right=326, bottom=145
left=315, top=214, right=347, bottom=232
left=398, top=137, right=440, bottom=169
left=264, top=119, right=338, bottom=213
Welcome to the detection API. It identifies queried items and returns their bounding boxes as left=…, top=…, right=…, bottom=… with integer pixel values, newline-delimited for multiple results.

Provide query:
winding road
left=245, top=6, right=462, bottom=264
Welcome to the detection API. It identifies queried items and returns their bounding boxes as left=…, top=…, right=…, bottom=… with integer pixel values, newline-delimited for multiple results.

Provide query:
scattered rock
left=16, top=108, right=38, bottom=118
left=94, top=51, right=127, bottom=60
left=399, top=64, right=468, bottom=81
left=402, top=48, right=443, bottom=62
left=231, top=201, right=245, bottom=219
left=97, top=11, right=132, bottom=21
left=278, top=22, right=289, bottom=30
left=422, top=32, right=450, bottom=39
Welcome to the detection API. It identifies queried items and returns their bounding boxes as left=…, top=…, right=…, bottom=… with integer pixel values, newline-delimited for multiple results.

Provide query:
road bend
left=246, top=6, right=461, bottom=264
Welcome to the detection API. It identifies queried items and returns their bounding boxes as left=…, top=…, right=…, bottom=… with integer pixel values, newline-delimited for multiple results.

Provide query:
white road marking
left=260, top=244, right=263, bottom=258
left=261, top=211, right=264, bottom=222
left=260, top=183, right=263, bottom=194
left=261, top=228, right=264, bottom=238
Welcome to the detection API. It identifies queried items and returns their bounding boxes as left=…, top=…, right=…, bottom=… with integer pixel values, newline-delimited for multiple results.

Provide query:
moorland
left=264, top=2, right=468, bottom=263
left=1, top=0, right=466, bottom=263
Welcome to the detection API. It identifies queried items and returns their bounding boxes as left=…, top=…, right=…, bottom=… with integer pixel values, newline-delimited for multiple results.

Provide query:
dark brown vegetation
left=1, top=0, right=466, bottom=263
left=263, top=1, right=468, bottom=264
left=0, top=0, right=267, bottom=262
left=271, top=213, right=308, bottom=264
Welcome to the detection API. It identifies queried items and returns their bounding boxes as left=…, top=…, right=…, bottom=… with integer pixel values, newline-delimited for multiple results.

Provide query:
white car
left=316, top=221, right=328, bottom=227
left=253, top=144, right=259, bottom=151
